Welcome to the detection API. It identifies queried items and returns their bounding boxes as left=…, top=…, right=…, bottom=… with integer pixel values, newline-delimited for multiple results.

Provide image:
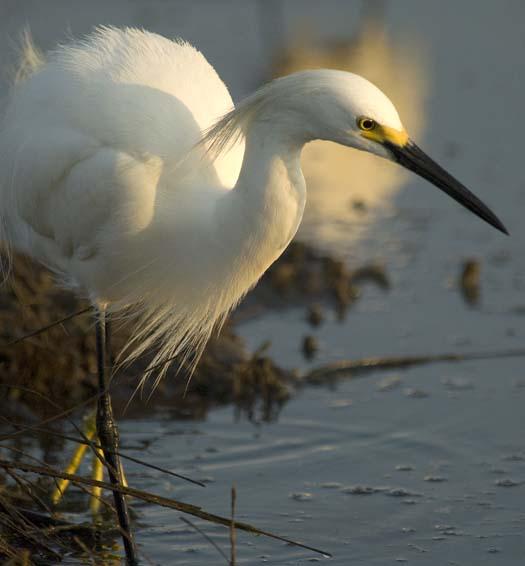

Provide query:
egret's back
left=0, top=27, right=241, bottom=272
left=4, top=26, right=239, bottom=175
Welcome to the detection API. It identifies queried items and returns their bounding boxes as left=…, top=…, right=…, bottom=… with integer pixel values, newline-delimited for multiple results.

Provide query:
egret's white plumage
left=0, top=27, right=249, bottom=383
left=0, top=27, right=504, bottom=387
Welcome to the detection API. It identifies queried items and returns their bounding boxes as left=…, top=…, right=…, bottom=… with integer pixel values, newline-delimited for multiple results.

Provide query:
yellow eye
left=357, top=117, right=376, bottom=131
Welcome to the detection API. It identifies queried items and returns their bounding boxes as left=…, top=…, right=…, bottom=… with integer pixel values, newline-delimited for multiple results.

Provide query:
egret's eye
left=357, top=117, right=377, bottom=131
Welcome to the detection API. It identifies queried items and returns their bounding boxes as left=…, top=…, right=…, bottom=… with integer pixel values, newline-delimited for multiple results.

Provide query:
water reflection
left=272, top=2, right=427, bottom=254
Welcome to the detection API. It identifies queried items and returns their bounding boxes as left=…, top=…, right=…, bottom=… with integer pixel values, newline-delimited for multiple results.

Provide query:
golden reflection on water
left=273, top=9, right=427, bottom=253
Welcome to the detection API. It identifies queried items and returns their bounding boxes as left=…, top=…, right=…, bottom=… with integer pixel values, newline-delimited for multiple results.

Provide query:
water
left=1, top=1, right=525, bottom=564
left=127, top=360, right=525, bottom=564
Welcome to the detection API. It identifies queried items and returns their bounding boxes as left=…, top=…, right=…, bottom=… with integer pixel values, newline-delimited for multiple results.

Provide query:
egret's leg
left=95, top=307, right=138, bottom=565
left=103, top=316, right=129, bottom=491
left=51, top=411, right=97, bottom=505
left=89, top=445, right=104, bottom=516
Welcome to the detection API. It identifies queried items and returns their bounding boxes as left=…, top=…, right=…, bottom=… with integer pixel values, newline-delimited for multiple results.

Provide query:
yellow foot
left=51, top=411, right=97, bottom=506
left=89, top=445, right=104, bottom=515
left=51, top=410, right=130, bottom=517
left=90, top=443, right=129, bottom=516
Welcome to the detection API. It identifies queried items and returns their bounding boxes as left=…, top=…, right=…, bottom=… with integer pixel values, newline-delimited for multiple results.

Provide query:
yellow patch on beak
left=361, top=124, right=409, bottom=147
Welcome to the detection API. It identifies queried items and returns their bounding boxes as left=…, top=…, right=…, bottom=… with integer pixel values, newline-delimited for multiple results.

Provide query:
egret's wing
left=11, top=128, right=99, bottom=241
left=9, top=126, right=160, bottom=262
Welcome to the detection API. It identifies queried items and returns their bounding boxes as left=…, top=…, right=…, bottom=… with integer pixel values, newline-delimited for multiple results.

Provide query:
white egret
left=0, top=27, right=506, bottom=563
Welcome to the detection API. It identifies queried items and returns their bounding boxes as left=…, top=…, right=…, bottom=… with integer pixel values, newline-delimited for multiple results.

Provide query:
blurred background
left=0, top=1, right=524, bottom=564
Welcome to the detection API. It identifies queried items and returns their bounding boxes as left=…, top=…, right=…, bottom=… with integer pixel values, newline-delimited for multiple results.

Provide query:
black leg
left=95, top=307, right=138, bottom=565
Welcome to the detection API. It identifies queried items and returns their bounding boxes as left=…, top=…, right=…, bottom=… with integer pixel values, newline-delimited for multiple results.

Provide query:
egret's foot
left=91, top=445, right=129, bottom=517
left=50, top=410, right=129, bottom=518
left=51, top=411, right=97, bottom=506
left=89, top=444, right=104, bottom=516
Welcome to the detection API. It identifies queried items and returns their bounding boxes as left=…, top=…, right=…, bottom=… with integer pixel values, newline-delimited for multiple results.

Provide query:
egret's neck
left=236, top=120, right=305, bottom=211
left=216, top=119, right=307, bottom=279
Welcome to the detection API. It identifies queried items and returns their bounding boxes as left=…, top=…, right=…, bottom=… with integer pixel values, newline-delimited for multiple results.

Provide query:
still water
left=1, top=1, right=524, bottom=564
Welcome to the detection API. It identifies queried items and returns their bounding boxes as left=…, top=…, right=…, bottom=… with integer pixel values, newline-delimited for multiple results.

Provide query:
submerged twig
left=304, top=347, right=525, bottom=382
left=0, top=458, right=331, bottom=558
left=180, top=516, right=229, bottom=563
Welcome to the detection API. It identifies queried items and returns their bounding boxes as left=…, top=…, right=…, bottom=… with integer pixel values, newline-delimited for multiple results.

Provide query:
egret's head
left=287, top=70, right=508, bottom=234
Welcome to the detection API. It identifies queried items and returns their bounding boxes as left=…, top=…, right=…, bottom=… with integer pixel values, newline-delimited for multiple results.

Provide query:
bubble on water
left=501, top=453, right=525, bottom=462
left=434, top=524, right=453, bottom=531
left=434, top=524, right=463, bottom=537
left=424, top=475, right=448, bottom=482
left=408, top=543, right=428, bottom=553
left=396, top=464, right=414, bottom=472
left=403, top=387, right=429, bottom=398
left=490, top=468, right=508, bottom=475
left=329, top=399, right=353, bottom=408
left=341, top=485, right=378, bottom=495
left=495, top=478, right=522, bottom=487
left=320, top=482, right=343, bottom=489
left=384, top=488, right=422, bottom=497
left=442, top=377, right=474, bottom=391
left=290, top=492, right=314, bottom=501
left=377, top=375, right=402, bottom=392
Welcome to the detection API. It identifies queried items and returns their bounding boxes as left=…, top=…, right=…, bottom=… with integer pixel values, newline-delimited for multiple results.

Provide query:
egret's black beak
left=386, top=140, right=508, bottom=235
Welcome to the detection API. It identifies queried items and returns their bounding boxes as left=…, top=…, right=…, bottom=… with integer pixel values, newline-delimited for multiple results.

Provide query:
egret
left=0, top=26, right=506, bottom=563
